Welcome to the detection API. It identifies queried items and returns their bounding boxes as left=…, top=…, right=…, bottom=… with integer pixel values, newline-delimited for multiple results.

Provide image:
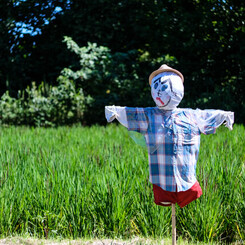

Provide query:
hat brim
left=149, top=68, right=184, bottom=85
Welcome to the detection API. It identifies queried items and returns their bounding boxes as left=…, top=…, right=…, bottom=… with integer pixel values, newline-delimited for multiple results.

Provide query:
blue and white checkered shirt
left=105, top=106, right=234, bottom=192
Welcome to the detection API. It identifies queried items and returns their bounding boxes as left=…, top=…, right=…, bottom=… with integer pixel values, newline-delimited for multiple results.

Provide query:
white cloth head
left=150, top=72, right=184, bottom=110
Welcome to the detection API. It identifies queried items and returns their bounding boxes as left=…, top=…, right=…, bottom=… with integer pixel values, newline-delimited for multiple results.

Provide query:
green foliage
left=0, top=91, right=25, bottom=125
left=0, top=125, right=244, bottom=243
left=62, top=36, right=111, bottom=82
left=0, top=0, right=244, bottom=123
left=0, top=78, right=85, bottom=127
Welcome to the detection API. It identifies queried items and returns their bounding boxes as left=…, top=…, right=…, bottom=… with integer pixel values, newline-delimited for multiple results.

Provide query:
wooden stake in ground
left=172, top=203, right=176, bottom=245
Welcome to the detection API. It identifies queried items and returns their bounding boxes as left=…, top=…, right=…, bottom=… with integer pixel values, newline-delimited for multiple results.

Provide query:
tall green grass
left=0, top=125, right=244, bottom=243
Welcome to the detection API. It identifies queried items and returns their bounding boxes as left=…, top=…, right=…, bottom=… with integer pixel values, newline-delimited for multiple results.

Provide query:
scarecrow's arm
left=105, top=106, right=128, bottom=127
left=105, top=106, right=149, bottom=133
left=190, top=109, right=234, bottom=135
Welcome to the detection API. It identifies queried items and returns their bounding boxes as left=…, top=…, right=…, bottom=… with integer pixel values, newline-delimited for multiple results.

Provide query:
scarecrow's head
left=149, top=64, right=184, bottom=110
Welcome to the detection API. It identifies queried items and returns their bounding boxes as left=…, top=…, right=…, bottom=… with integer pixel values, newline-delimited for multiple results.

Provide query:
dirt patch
left=0, top=237, right=167, bottom=245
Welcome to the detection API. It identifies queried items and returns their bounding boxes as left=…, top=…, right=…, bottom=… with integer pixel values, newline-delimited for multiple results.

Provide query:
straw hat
left=149, top=64, right=184, bottom=85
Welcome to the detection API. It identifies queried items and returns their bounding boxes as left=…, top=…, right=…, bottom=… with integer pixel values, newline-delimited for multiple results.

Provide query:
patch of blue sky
left=15, top=22, right=41, bottom=37
left=14, top=6, right=63, bottom=37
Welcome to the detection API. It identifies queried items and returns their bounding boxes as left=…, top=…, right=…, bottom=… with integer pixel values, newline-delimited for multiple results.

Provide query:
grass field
left=0, top=124, right=244, bottom=243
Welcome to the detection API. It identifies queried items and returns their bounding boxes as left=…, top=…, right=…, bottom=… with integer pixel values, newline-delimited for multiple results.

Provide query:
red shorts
left=153, top=181, right=202, bottom=208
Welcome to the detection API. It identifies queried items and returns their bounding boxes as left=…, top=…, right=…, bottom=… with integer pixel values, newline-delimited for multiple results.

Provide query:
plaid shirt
left=123, top=107, right=233, bottom=192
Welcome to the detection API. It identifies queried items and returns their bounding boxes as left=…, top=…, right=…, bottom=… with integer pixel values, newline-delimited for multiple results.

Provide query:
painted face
left=151, top=72, right=184, bottom=110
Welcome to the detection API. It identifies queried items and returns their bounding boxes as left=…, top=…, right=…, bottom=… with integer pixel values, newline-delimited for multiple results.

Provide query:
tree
left=0, top=0, right=71, bottom=95
left=1, top=0, right=244, bottom=123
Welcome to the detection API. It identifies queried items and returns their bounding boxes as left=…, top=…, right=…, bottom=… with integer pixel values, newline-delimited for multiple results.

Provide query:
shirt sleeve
left=125, top=107, right=149, bottom=134
left=190, top=109, right=234, bottom=135
left=105, top=106, right=149, bottom=133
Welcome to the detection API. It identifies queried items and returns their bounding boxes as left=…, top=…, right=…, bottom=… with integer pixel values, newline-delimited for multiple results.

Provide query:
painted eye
left=154, top=83, right=159, bottom=89
left=161, top=84, right=168, bottom=91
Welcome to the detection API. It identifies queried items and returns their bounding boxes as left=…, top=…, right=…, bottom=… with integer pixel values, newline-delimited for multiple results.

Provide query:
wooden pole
left=172, top=203, right=176, bottom=245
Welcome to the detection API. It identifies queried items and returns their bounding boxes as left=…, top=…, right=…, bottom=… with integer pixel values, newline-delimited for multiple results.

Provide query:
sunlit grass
left=0, top=124, right=244, bottom=243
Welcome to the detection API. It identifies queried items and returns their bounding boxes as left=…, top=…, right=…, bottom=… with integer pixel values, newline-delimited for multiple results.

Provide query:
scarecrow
left=105, top=64, right=234, bottom=244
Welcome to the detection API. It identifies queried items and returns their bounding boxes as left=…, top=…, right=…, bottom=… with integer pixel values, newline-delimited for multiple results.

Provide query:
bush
left=61, top=37, right=179, bottom=125
left=0, top=78, right=85, bottom=127
left=0, top=91, right=25, bottom=125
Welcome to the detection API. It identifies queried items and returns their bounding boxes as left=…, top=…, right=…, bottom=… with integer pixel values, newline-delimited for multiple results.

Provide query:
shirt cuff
left=224, top=111, right=235, bottom=130
left=105, top=106, right=128, bottom=128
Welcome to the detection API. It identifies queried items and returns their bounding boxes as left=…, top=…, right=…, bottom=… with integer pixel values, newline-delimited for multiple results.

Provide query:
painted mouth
left=156, top=97, right=165, bottom=105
